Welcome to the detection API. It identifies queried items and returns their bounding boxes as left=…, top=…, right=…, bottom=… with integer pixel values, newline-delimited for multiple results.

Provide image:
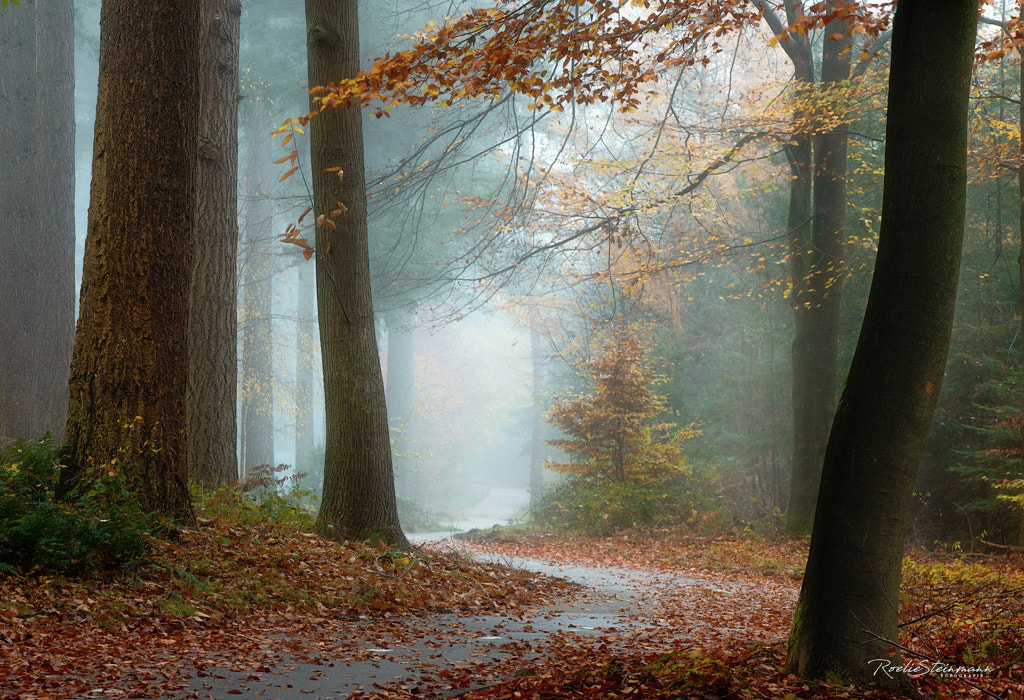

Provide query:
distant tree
left=305, top=0, right=408, bottom=547
left=546, top=328, right=696, bottom=485
left=757, top=0, right=855, bottom=536
left=239, top=96, right=277, bottom=477
left=785, top=0, right=978, bottom=685
left=60, top=0, right=200, bottom=525
left=189, top=0, right=242, bottom=487
left=0, top=0, right=75, bottom=443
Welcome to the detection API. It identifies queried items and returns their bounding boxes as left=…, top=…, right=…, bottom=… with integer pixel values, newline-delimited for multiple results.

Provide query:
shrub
left=529, top=478, right=696, bottom=537
left=0, top=437, right=154, bottom=575
left=546, top=328, right=698, bottom=485
left=194, top=463, right=315, bottom=530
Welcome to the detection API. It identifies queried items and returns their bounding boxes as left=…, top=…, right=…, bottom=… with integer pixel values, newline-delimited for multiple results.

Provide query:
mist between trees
left=0, top=0, right=1022, bottom=690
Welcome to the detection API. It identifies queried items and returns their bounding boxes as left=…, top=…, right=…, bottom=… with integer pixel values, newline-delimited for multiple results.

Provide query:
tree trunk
left=189, top=0, right=241, bottom=487
left=529, top=327, right=546, bottom=503
left=384, top=308, right=415, bottom=496
left=0, top=2, right=36, bottom=444
left=239, top=99, right=276, bottom=476
left=33, top=0, right=75, bottom=443
left=295, top=258, right=318, bottom=477
left=307, top=0, right=408, bottom=547
left=785, top=3, right=850, bottom=537
left=60, top=0, right=201, bottom=525
left=0, top=0, right=74, bottom=444
left=785, top=0, right=977, bottom=685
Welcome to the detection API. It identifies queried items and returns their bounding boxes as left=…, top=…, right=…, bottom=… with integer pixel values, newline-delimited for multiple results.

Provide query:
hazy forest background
left=2, top=1, right=1024, bottom=696
left=0, top=0, right=1021, bottom=546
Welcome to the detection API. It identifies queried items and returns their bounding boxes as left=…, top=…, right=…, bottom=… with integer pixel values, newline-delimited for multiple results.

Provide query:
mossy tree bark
left=60, top=0, right=201, bottom=525
left=307, top=0, right=408, bottom=548
left=785, top=0, right=977, bottom=685
left=189, top=0, right=242, bottom=487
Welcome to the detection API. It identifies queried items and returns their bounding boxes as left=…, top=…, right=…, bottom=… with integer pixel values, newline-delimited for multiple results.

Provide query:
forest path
left=178, top=540, right=798, bottom=699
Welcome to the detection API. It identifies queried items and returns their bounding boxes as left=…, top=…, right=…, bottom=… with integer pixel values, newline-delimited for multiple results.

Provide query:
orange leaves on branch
left=278, top=223, right=315, bottom=261
left=308, top=0, right=770, bottom=118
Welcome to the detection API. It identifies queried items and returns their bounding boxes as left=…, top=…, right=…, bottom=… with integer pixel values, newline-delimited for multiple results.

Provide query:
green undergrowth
left=0, top=437, right=155, bottom=575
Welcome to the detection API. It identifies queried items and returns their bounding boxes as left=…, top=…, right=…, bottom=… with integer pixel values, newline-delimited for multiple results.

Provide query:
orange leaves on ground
left=0, top=517, right=569, bottom=699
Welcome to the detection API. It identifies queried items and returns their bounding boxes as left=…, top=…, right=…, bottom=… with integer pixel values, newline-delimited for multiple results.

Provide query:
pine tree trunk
left=189, top=0, right=241, bottom=487
left=307, top=0, right=408, bottom=547
left=61, top=0, right=201, bottom=525
left=785, top=0, right=977, bottom=685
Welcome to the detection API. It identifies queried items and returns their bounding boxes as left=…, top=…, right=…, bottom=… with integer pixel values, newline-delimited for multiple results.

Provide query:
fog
left=63, top=0, right=557, bottom=532
left=15, top=0, right=1017, bottom=543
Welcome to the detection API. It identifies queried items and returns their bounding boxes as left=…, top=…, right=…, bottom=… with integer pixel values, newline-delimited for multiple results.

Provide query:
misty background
left=54, top=1, right=1023, bottom=541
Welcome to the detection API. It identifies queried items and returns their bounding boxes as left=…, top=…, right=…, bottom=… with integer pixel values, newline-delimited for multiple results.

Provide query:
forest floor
left=1, top=510, right=1023, bottom=699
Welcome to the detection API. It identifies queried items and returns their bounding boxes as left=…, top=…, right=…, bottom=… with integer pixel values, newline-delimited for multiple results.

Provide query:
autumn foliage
left=546, top=328, right=697, bottom=484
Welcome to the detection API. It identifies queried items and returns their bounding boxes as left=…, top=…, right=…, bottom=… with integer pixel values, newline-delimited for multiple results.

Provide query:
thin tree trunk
left=189, top=0, right=241, bottom=487
left=384, top=308, right=415, bottom=496
left=239, top=100, right=276, bottom=476
left=60, top=0, right=201, bottom=525
left=785, top=0, right=977, bottom=685
left=295, top=259, right=318, bottom=477
left=529, top=327, right=546, bottom=503
left=307, top=0, right=408, bottom=547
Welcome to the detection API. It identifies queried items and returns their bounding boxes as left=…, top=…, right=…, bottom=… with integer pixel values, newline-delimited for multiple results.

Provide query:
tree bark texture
left=189, top=0, right=241, bottom=487
left=785, top=0, right=977, bottom=684
left=0, top=0, right=75, bottom=444
left=60, top=0, right=201, bottom=525
left=307, top=0, right=408, bottom=547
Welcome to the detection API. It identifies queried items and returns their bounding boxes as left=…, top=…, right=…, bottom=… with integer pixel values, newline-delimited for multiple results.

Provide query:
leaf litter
left=1, top=520, right=1022, bottom=699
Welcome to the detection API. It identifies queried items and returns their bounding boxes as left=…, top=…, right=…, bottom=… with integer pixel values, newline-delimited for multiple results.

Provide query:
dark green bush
left=0, top=437, right=154, bottom=575
left=529, top=479, right=695, bottom=537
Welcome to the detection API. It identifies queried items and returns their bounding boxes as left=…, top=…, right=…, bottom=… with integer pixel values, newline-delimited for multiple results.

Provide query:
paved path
left=173, top=546, right=738, bottom=699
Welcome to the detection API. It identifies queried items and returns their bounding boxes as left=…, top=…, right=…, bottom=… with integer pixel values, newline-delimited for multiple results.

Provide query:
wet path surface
left=177, top=545, right=766, bottom=699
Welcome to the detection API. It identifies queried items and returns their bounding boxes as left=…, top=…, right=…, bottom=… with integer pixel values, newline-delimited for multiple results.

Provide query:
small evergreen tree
left=545, top=328, right=697, bottom=484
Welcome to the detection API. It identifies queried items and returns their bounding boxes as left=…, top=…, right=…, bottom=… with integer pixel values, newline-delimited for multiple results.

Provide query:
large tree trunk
left=189, top=0, right=241, bottom=487
left=0, top=2, right=38, bottom=443
left=785, top=0, right=977, bottom=685
left=0, top=0, right=75, bottom=444
left=60, top=0, right=201, bottom=525
left=307, top=0, right=408, bottom=547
